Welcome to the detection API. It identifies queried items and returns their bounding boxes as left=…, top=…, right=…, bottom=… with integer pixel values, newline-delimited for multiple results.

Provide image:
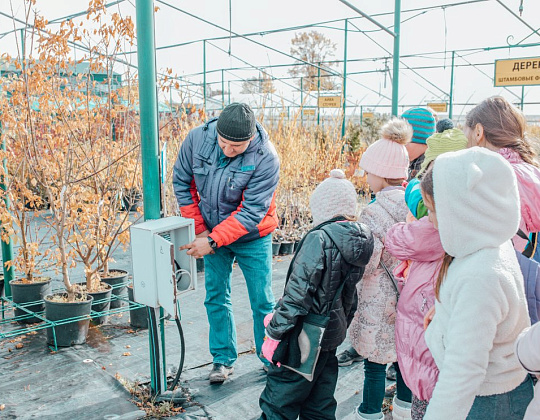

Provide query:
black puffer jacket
left=267, top=220, right=374, bottom=351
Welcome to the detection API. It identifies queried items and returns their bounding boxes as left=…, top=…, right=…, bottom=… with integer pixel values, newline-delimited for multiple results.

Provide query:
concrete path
left=1, top=248, right=392, bottom=419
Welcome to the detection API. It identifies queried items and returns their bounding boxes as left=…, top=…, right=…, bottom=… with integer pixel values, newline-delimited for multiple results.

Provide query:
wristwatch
left=207, top=236, right=218, bottom=251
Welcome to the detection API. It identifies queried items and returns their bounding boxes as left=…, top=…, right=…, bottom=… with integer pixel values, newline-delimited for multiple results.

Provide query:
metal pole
left=135, top=0, right=164, bottom=396
left=449, top=51, right=455, bottom=119
left=221, top=69, right=225, bottom=110
left=360, top=105, right=363, bottom=125
left=317, top=63, right=321, bottom=126
left=20, top=29, right=25, bottom=61
left=0, top=122, right=14, bottom=298
left=203, top=40, right=207, bottom=113
left=228, top=81, right=231, bottom=105
left=521, top=85, right=525, bottom=111
left=341, top=19, right=348, bottom=138
left=392, top=0, right=401, bottom=116
left=300, top=77, right=303, bottom=127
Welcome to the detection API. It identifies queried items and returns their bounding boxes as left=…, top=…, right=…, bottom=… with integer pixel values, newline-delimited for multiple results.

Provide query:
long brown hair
left=465, top=96, right=537, bottom=166
left=420, top=166, right=454, bottom=300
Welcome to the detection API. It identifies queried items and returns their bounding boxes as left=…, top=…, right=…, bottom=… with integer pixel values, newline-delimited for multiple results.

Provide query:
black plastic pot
left=0, top=274, right=4, bottom=298
left=127, top=285, right=148, bottom=329
left=75, top=282, right=112, bottom=325
left=272, top=242, right=281, bottom=256
left=279, top=241, right=294, bottom=255
left=10, top=278, right=52, bottom=323
left=101, top=270, right=129, bottom=309
left=196, top=258, right=205, bottom=273
left=45, top=293, right=93, bottom=347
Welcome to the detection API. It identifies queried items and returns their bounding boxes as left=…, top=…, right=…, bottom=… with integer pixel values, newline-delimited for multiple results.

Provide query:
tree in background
left=241, top=72, right=276, bottom=95
left=288, top=31, right=337, bottom=91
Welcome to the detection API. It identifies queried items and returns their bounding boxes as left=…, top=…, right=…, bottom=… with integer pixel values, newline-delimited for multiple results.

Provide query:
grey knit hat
left=310, top=169, right=358, bottom=227
left=216, top=102, right=256, bottom=142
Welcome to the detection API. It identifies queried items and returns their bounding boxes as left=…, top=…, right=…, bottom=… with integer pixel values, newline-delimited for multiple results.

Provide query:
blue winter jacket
left=173, top=118, right=280, bottom=247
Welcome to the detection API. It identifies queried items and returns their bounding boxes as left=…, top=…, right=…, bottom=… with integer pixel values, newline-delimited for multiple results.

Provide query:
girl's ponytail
left=435, top=253, right=454, bottom=301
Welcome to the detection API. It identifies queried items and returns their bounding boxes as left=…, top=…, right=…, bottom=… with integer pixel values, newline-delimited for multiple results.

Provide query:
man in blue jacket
left=173, top=103, right=280, bottom=384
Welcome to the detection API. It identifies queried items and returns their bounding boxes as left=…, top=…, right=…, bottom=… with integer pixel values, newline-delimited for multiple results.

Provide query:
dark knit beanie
left=436, top=118, right=455, bottom=133
left=401, top=107, right=436, bottom=144
left=216, top=103, right=256, bottom=142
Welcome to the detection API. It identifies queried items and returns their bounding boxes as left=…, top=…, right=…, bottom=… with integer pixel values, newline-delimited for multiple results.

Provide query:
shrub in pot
left=0, top=4, right=139, bottom=345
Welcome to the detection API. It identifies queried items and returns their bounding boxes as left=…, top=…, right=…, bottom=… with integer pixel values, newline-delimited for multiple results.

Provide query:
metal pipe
left=135, top=0, right=163, bottom=395
left=392, top=0, right=401, bottom=116
left=449, top=51, right=455, bottom=119
left=221, top=69, right=225, bottom=109
left=338, top=0, right=396, bottom=37
left=0, top=122, right=14, bottom=297
left=317, top=63, right=321, bottom=126
left=203, top=40, right=207, bottom=112
left=341, top=19, right=348, bottom=138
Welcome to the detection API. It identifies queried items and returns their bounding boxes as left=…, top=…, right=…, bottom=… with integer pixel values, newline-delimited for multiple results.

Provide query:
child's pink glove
left=261, top=337, right=280, bottom=365
left=263, top=313, right=274, bottom=328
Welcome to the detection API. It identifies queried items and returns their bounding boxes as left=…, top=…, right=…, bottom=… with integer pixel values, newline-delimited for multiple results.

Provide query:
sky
left=1, top=0, right=540, bottom=120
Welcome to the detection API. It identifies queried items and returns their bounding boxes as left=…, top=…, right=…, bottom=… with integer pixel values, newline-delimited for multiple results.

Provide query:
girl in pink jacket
left=386, top=218, right=443, bottom=419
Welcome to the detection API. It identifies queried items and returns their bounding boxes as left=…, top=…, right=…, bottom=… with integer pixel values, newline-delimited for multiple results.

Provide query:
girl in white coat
left=420, top=147, right=533, bottom=420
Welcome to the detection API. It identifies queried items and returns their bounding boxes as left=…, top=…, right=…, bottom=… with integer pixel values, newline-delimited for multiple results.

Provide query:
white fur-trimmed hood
left=433, top=147, right=520, bottom=258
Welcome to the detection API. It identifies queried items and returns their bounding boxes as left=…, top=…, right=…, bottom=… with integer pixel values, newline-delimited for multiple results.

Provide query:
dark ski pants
left=259, top=349, right=338, bottom=420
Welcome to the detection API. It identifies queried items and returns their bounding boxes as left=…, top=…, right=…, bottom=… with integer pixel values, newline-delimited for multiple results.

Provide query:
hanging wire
left=519, top=0, right=524, bottom=17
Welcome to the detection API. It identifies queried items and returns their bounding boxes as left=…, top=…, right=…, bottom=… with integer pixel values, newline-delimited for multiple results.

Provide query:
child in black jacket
left=259, top=169, right=374, bottom=420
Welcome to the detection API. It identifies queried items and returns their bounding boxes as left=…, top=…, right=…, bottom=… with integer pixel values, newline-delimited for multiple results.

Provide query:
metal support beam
left=135, top=0, right=164, bottom=396
left=392, top=0, right=401, bottom=116
left=203, top=40, right=207, bottom=112
left=341, top=19, right=348, bottom=138
left=521, top=86, right=525, bottom=111
left=221, top=69, right=225, bottom=110
left=317, top=63, right=321, bottom=126
left=449, top=51, right=455, bottom=119
left=338, top=0, right=396, bottom=37
left=300, top=77, right=303, bottom=127
left=0, top=122, right=14, bottom=298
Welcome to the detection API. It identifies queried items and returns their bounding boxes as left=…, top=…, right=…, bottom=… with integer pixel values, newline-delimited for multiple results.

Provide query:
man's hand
left=196, top=229, right=210, bottom=239
left=180, top=237, right=214, bottom=258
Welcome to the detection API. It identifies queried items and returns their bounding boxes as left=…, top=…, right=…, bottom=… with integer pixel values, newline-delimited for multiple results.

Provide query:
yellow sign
left=318, top=96, right=341, bottom=108
left=494, top=57, right=540, bottom=87
left=362, top=112, right=374, bottom=119
left=303, top=109, right=316, bottom=116
left=427, top=102, right=447, bottom=113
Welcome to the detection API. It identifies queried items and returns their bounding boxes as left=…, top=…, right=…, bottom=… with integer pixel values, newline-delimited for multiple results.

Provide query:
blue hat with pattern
left=401, top=107, right=436, bottom=144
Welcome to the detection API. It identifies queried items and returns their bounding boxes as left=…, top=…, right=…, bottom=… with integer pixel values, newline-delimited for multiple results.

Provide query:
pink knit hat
left=360, top=138, right=409, bottom=179
left=360, top=118, right=411, bottom=179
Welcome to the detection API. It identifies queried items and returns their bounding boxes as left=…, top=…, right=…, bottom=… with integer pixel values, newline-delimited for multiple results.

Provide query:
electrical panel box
left=130, top=216, right=197, bottom=317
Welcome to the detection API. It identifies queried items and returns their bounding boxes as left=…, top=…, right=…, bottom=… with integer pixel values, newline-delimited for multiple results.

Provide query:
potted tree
left=0, top=2, right=137, bottom=345
left=5, top=163, right=53, bottom=324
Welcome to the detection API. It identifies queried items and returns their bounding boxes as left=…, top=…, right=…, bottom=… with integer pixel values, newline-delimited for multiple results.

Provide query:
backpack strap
left=380, top=259, right=400, bottom=297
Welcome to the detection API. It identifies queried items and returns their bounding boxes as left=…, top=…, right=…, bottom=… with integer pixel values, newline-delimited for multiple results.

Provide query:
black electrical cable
left=168, top=315, right=185, bottom=391
left=148, top=307, right=162, bottom=393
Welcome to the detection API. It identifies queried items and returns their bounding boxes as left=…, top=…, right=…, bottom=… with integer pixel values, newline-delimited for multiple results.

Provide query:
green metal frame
left=0, top=122, right=14, bottom=298
left=0, top=280, right=144, bottom=352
